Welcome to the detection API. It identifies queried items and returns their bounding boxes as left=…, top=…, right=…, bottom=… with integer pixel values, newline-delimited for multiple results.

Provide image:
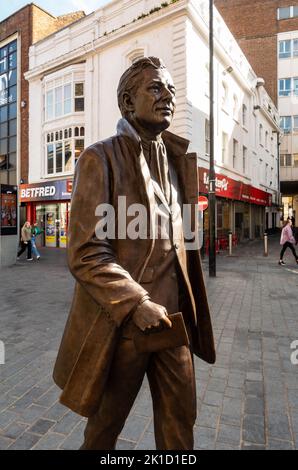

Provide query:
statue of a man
left=53, top=57, right=215, bottom=450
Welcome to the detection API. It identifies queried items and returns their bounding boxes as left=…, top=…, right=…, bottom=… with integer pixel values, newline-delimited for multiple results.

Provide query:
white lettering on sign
left=21, top=185, right=56, bottom=199
left=203, top=172, right=229, bottom=192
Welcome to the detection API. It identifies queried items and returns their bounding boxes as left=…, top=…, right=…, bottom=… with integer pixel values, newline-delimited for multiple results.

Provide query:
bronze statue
left=53, top=57, right=215, bottom=450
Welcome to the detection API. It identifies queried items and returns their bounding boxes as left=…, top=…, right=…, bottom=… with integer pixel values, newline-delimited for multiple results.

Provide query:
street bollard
left=229, top=231, right=233, bottom=256
left=264, top=231, right=268, bottom=257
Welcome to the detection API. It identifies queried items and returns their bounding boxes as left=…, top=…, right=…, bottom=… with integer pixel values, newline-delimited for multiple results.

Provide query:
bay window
left=45, top=126, right=85, bottom=176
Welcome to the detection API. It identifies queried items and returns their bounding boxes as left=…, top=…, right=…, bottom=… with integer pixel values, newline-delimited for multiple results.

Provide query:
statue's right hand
left=132, top=300, right=172, bottom=332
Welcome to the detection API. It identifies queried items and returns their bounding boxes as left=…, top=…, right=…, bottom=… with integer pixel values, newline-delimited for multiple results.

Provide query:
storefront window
left=36, top=203, right=70, bottom=248
left=0, top=38, right=17, bottom=184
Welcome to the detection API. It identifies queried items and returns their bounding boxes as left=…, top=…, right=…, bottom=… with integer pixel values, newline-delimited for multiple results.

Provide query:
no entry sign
left=198, top=196, right=208, bottom=211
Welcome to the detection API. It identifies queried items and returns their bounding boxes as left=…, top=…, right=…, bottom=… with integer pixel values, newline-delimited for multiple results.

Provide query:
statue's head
left=117, top=56, right=176, bottom=135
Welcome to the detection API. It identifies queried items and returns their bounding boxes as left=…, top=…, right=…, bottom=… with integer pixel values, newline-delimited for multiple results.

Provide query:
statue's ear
left=122, top=92, right=135, bottom=113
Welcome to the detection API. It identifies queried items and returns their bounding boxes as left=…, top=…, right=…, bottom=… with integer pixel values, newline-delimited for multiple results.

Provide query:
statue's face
left=130, top=67, right=176, bottom=134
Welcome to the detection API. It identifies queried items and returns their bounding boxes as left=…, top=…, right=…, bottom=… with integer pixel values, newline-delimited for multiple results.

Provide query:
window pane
left=0, top=171, right=8, bottom=183
left=55, top=86, right=63, bottom=117
left=0, top=47, right=7, bottom=59
left=64, top=140, right=72, bottom=172
left=47, top=144, right=54, bottom=174
left=75, top=82, right=84, bottom=96
left=75, top=139, right=84, bottom=163
left=8, top=41, right=17, bottom=53
left=64, top=84, right=71, bottom=99
left=56, top=142, right=63, bottom=173
left=80, top=126, right=84, bottom=136
left=278, top=7, right=291, bottom=20
left=0, top=138, right=7, bottom=154
left=294, top=6, right=298, bottom=17
left=0, top=105, right=8, bottom=121
left=294, top=116, right=298, bottom=130
left=64, top=83, right=72, bottom=114
left=9, top=136, right=16, bottom=152
left=0, top=122, right=8, bottom=138
left=0, top=152, right=8, bottom=169
left=0, top=56, right=7, bottom=73
left=279, top=40, right=291, bottom=58
left=8, top=69, right=17, bottom=86
left=9, top=119, right=17, bottom=136
left=64, top=98, right=71, bottom=114
left=294, top=153, right=298, bottom=167
left=8, top=84, right=17, bottom=103
left=279, top=78, right=291, bottom=96
left=9, top=52, right=17, bottom=69
left=75, top=97, right=84, bottom=112
left=46, top=90, right=53, bottom=120
left=8, top=152, right=16, bottom=169
left=8, top=170, right=16, bottom=185
left=8, top=102, right=17, bottom=119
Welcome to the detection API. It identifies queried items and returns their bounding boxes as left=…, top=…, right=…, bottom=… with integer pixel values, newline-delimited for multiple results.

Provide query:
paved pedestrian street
left=0, top=235, right=297, bottom=450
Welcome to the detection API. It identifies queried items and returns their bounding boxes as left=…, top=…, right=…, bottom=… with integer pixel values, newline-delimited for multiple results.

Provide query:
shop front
left=199, top=168, right=272, bottom=247
left=19, top=179, right=72, bottom=248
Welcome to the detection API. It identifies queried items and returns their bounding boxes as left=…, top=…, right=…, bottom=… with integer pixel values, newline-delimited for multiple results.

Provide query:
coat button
left=174, top=243, right=179, bottom=250
left=171, top=272, right=177, bottom=279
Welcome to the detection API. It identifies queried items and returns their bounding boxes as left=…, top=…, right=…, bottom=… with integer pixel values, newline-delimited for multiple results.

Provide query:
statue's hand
left=132, top=300, right=172, bottom=332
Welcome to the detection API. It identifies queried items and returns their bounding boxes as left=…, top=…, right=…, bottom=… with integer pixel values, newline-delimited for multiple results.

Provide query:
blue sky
left=0, top=0, right=111, bottom=22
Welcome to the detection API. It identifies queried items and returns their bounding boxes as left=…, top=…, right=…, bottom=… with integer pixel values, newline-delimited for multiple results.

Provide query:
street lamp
left=209, top=0, right=216, bottom=277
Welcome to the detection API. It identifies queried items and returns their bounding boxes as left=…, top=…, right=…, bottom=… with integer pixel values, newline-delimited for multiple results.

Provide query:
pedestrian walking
left=31, top=222, right=42, bottom=260
left=279, top=218, right=298, bottom=266
left=17, top=221, right=33, bottom=261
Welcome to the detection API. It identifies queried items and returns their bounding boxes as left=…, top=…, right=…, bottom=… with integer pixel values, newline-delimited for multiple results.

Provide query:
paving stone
left=267, top=439, right=294, bottom=450
left=194, top=426, right=216, bottom=450
left=135, top=432, right=155, bottom=450
left=32, top=432, right=65, bottom=450
left=52, top=411, right=81, bottom=435
left=242, top=414, right=265, bottom=444
left=8, top=432, right=41, bottom=450
left=217, top=424, right=241, bottom=446
left=29, top=418, right=55, bottom=435
left=2, top=422, right=28, bottom=440
left=120, top=415, right=150, bottom=443
left=196, top=404, right=220, bottom=429
left=268, top=414, right=292, bottom=441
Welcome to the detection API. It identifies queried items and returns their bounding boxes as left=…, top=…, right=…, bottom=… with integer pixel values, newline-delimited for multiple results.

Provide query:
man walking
left=53, top=57, right=215, bottom=450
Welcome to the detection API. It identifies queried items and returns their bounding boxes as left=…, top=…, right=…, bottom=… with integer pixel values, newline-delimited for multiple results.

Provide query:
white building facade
left=278, top=29, right=298, bottom=222
left=24, top=0, right=279, bottom=249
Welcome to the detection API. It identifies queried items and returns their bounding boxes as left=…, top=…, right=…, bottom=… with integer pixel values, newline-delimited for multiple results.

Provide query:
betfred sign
left=19, top=180, right=72, bottom=202
left=199, top=169, right=272, bottom=206
left=198, top=196, right=208, bottom=211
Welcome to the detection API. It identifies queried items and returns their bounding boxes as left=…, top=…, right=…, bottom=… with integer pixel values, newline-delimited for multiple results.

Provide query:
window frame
left=279, top=78, right=291, bottom=97
left=279, top=39, right=291, bottom=58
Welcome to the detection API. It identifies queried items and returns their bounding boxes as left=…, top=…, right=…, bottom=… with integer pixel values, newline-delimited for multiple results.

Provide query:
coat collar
left=116, top=118, right=190, bottom=158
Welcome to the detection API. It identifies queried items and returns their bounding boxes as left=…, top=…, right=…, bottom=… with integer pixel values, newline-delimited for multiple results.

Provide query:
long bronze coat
left=53, top=120, right=216, bottom=416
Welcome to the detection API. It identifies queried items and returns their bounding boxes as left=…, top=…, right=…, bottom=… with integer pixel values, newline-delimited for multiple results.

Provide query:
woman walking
left=31, top=222, right=42, bottom=260
left=17, top=221, right=33, bottom=261
left=278, top=218, right=298, bottom=266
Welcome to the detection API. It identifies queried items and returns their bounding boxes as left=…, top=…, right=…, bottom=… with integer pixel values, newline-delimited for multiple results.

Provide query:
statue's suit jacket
left=53, top=119, right=216, bottom=416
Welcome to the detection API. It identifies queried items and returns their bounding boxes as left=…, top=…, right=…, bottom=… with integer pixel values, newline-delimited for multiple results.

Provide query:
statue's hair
left=117, top=56, right=166, bottom=116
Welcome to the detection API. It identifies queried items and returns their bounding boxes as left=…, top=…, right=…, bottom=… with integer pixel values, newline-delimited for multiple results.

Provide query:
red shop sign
left=199, top=168, right=272, bottom=206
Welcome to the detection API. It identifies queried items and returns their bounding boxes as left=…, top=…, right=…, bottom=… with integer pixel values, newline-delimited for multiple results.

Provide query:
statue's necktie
left=142, top=139, right=171, bottom=205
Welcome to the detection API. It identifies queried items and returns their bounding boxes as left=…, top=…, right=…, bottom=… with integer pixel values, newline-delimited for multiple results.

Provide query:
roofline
left=0, top=3, right=56, bottom=26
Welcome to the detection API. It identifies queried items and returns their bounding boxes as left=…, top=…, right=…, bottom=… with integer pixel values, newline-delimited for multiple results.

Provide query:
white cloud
left=67, top=0, right=110, bottom=14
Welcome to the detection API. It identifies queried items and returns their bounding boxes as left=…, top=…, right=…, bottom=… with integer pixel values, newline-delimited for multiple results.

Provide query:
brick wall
left=0, top=5, right=85, bottom=183
left=215, top=0, right=298, bottom=105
